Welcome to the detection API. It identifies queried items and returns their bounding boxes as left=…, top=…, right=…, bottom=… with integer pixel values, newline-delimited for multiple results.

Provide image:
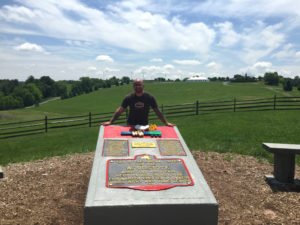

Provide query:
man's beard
left=135, top=88, right=143, bottom=94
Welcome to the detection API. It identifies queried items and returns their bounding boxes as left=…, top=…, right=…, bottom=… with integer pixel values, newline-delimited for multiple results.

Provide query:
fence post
left=274, top=95, right=276, bottom=110
left=89, top=112, right=92, bottom=127
left=45, top=116, right=48, bottom=133
left=161, top=104, right=164, bottom=113
left=196, top=100, right=199, bottom=115
left=234, top=97, right=236, bottom=112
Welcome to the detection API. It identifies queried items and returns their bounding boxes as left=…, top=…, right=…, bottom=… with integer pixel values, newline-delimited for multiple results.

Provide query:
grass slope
left=2, top=81, right=299, bottom=121
left=1, top=81, right=300, bottom=165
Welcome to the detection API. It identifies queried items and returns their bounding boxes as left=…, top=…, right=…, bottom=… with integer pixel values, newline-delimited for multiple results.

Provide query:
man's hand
left=101, top=107, right=124, bottom=126
left=101, top=121, right=112, bottom=126
left=165, top=122, right=176, bottom=127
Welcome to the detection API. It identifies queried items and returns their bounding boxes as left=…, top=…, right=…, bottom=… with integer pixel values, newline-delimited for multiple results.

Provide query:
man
left=102, top=79, right=175, bottom=126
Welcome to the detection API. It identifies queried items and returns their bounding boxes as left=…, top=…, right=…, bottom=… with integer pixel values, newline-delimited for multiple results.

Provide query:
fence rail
left=1, top=95, right=300, bottom=139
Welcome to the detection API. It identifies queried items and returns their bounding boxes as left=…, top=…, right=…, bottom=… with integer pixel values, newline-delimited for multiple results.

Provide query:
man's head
left=133, top=79, right=144, bottom=96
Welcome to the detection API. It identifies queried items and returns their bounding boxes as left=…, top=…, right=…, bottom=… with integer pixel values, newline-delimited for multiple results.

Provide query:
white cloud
left=239, top=22, right=285, bottom=64
left=206, top=61, right=217, bottom=68
left=173, top=60, right=201, bottom=65
left=253, top=61, right=272, bottom=69
left=241, top=61, right=273, bottom=76
left=95, top=55, right=114, bottom=62
left=296, top=52, right=300, bottom=61
left=271, top=43, right=300, bottom=62
left=14, top=42, right=45, bottom=53
left=150, top=58, right=163, bottom=62
left=214, top=21, right=240, bottom=47
left=193, top=0, right=300, bottom=19
left=87, top=66, right=97, bottom=71
left=134, top=64, right=178, bottom=79
left=163, top=64, right=175, bottom=70
left=104, top=67, right=120, bottom=72
left=0, top=0, right=216, bottom=53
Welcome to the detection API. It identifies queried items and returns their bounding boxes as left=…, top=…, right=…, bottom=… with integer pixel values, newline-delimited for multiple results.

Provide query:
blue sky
left=1, top=0, right=300, bottom=81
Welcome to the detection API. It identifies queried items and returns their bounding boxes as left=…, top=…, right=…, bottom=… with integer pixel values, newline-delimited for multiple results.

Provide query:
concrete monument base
left=84, top=125, right=218, bottom=225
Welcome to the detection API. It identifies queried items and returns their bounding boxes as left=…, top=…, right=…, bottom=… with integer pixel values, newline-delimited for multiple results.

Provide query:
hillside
left=1, top=81, right=300, bottom=166
left=1, top=81, right=299, bottom=121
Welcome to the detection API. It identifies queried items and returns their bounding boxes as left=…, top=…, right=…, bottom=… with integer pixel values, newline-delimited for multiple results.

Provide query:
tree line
left=209, top=72, right=300, bottom=91
left=0, top=76, right=130, bottom=110
left=0, top=76, right=67, bottom=110
left=1, top=73, right=300, bottom=110
left=69, top=76, right=130, bottom=97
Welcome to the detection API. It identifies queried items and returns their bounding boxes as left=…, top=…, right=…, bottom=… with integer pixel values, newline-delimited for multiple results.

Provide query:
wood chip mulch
left=0, top=152, right=299, bottom=225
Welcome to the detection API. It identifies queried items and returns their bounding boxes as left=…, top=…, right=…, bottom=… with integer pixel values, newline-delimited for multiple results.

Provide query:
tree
left=154, top=77, right=166, bottom=82
left=121, top=76, right=130, bottom=84
left=294, top=76, right=300, bottom=87
left=25, top=75, right=36, bottom=84
left=0, top=79, right=19, bottom=95
left=55, top=82, right=68, bottom=99
left=264, top=72, right=279, bottom=85
left=79, top=77, right=93, bottom=93
left=25, top=83, right=42, bottom=103
left=23, top=91, right=35, bottom=106
left=38, top=76, right=56, bottom=97
left=70, top=81, right=83, bottom=96
left=283, top=79, right=293, bottom=91
left=109, top=76, right=119, bottom=86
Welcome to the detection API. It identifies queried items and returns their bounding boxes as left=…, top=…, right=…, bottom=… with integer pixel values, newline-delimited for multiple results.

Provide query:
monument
left=84, top=125, right=218, bottom=225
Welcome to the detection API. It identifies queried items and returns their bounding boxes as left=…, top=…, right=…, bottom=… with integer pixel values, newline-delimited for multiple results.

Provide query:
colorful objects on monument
left=121, top=130, right=162, bottom=137
left=135, top=124, right=149, bottom=130
left=149, top=124, right=157, bottom=131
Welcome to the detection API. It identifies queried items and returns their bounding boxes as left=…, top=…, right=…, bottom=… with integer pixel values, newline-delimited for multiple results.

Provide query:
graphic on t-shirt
left=135, top=101, right=144, bottom=109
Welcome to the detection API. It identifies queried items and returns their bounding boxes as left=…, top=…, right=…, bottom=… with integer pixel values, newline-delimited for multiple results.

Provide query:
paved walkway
left=26, top=97, right=61, bottom=108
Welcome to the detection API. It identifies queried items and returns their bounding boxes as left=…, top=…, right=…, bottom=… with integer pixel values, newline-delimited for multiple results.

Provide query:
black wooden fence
left=1, top=95, right=300, bottom=139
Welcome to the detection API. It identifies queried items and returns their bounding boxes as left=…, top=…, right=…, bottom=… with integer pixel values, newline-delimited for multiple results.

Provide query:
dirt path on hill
left=0, top=152, right=299, bottom=225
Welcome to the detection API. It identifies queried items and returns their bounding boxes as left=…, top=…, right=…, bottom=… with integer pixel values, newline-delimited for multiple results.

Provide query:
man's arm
left=153, top=107, right=175, bottom=127
left=102, top=106, right=124, bottom=126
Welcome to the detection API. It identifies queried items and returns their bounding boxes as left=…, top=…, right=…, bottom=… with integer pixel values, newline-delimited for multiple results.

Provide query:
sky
left=1, top=0, right=300, bottom=81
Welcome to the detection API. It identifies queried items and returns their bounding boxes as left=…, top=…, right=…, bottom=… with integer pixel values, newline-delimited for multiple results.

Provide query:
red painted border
left=106, top=154, right=194, bottom=191
left=157, top=139, right=187, bottom=156
left=103, top=125, right=179, bottom=139
left=102, top=139, right=129, bottom=157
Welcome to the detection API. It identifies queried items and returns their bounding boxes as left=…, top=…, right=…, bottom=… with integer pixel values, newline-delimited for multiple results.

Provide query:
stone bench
left=262, top=143, right=300, bottom=186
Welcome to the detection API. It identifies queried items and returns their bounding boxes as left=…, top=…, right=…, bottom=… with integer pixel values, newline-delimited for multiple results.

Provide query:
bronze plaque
left=106, top=155, right=193, bottom=190
left=157, top=139, right=186, bottom=156
left=102, top=140, right=129, bottom=157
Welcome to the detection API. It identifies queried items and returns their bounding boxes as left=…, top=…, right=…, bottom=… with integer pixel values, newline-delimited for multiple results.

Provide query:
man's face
left=133, top=80, right=144, bottom=94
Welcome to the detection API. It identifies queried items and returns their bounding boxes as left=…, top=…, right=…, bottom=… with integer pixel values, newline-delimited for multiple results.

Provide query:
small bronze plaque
left=157, top=139, right=186, bottom=156
left=106, top=154, right=193, bottom=190
left=102, top=140, right=129, bottom=157
left=132, top=141, right=156, bottom=148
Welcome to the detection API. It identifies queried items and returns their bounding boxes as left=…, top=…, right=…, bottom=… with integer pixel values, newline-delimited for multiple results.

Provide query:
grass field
left=1, top=81, right=300, bottom=165
left=1, top=81, right=299, bottom=120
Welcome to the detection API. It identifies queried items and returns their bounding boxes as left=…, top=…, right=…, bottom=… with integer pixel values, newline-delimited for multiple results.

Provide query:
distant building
left=186, top=76, right=209, bottom=82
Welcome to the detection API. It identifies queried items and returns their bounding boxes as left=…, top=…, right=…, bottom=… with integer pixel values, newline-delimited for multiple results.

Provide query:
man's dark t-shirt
left=121, top=92, right=158, bottom=125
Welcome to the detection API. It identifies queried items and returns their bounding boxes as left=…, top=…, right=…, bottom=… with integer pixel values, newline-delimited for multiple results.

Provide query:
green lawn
left=2, top=81, right=299, bottom=121
left=0, top=81, right=300, bottom=165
